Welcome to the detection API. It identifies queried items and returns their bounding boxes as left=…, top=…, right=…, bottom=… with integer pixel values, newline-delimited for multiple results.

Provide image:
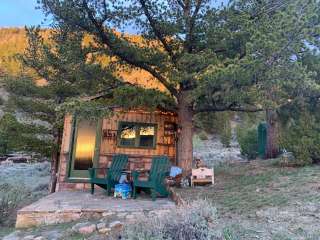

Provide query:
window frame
left=117, top=121, right=157, bottom=149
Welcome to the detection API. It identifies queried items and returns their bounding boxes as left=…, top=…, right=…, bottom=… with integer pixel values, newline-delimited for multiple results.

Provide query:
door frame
left=67, top=117, right=102, bottom=181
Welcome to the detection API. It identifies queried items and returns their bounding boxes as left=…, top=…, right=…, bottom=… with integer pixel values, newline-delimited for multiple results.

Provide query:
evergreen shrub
left=198, top=131, right=209, bottom=140
left=237, top=127, right=258, bottom=160
left=280, top=113, right=320, bottom=166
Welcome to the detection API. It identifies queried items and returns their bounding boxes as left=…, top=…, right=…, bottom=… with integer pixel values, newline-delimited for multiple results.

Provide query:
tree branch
left=64, top=0, right=179, bottom=97
left=138, top=0, right=175, bottom=60
left=195, top=104, right=263, bottom=113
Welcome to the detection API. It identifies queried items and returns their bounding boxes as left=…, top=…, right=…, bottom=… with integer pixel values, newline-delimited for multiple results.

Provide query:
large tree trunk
left=49, top=128, right=62, bottom=193
left=266, top=109, right=279, bottom=159
left=177, top=92, right=194, bottom=176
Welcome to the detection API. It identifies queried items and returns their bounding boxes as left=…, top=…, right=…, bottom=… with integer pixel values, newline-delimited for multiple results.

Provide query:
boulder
left=97, top=222, right=107, bottom=230
left=7, top=156, right=30, bottom=163
left=1, top=160, right=13, bottom=166
left=3, top=231, right=21, bottom=240
left=23, top=236, right=35, bottom=240
left=34, top=237, right=46, bottom=240
left=109, top=220, right=123, bottom=231
left=72, top=222, right=97, bottom=235
left=98, top=227, right=111, bottom=234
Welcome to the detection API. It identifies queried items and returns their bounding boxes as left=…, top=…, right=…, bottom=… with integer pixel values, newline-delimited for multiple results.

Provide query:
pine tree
left=4, top=26, right=120, bottom=192
left=0, top=113, right=50, bottom=156
left=32, top=0, right=320, bottom=174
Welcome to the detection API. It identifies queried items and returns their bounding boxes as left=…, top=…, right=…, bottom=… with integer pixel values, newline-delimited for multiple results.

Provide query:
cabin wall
left=56, top=110, right=177, bottom=191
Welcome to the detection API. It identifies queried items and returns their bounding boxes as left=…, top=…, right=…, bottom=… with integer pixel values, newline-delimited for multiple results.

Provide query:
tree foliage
left=35, top=0, right=320, bottom=115
left=2, top=0, right=319, bottom=171
left=0, top=113, right=51, bottom=156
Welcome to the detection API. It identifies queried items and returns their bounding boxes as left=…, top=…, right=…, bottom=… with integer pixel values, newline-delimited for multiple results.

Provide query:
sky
left=0, top=0, right=46, bottom=28
left=0, top=0, right=228, bottom=29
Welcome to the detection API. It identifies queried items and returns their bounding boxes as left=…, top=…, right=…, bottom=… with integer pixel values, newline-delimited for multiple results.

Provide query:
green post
left=258, top=122, right=267, bottom=158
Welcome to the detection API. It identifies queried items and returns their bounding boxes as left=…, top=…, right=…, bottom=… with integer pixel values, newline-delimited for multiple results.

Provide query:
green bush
left=280, top=112, right=320, bottom=166
left=198, top=131, right=208, bottom=140
left=0, top=114, right=21, bottom=155
left=122, top=200, right=217, bottom=240
left=237, top=127, right=259, bottom=160
left=221, top=121, right=232, bottom=148
left=0, top=113, right=51, bottom=156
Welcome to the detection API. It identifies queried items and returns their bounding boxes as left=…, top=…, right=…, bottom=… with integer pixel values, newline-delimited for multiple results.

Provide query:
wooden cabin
left=56, top=108, right=178, bottom=191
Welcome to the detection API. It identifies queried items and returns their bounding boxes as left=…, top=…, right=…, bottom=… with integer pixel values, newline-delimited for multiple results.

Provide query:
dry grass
left=175, top=159, right=320, bottom=239
left=178, top=160, right=320, bottom=215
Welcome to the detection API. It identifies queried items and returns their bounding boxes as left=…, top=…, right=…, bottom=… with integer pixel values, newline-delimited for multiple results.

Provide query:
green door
left=69, top=118, right=102, bottom=180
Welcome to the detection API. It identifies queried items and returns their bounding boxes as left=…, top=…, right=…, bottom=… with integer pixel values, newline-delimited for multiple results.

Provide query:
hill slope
left=0, top=28, right=164, bottom=90
left=0, top=28, right=27, bottom=76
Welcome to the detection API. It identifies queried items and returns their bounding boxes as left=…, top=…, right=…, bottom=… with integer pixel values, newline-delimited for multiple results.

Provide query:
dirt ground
left=176, top=159, right=320, bottom=240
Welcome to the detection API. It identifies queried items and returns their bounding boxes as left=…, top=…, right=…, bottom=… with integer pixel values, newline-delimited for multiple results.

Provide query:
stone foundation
left=16, top=191, right=176, bottom=228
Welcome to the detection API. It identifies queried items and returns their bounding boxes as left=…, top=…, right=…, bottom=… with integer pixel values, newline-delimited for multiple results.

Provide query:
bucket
left=114, top=183, right=132, bottom=200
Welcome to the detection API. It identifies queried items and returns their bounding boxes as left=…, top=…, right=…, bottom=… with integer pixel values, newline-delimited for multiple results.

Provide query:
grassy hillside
left=0, top=28, right=164, bottom=90
left=0, top=28, right=27, bottom=76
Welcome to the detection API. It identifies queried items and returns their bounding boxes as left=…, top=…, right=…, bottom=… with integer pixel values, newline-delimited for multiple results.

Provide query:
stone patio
left=16, top=191, right=176, bottom=228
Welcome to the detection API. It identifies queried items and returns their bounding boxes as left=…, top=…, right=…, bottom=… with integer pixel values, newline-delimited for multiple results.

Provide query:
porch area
left=16, top=191, right=176, bottom=228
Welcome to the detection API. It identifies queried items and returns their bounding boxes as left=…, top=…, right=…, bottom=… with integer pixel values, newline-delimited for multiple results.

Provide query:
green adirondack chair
left=132, top=155, right=171, bottom=201
left=88, top=154, right=128, bottom=196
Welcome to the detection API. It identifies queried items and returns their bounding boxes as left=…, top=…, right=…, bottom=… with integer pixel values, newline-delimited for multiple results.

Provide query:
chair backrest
left=109, top=154, right=128, bottom=181
left=149, top=156, right=171, bottom=181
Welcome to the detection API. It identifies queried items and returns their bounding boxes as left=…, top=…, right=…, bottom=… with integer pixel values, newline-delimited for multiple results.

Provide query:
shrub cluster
left=280, top=113, right=320, bottom=166
left=198, top=131, right=209, bottom=141
left=0, top=113, right=51, bottom=156
left=122, top=200, right=217, bottom=240
left=237, top=127, right=259, bottom=160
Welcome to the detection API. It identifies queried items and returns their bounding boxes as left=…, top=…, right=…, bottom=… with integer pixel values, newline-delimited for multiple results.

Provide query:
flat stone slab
left=16, top=191, right=176, bottom=228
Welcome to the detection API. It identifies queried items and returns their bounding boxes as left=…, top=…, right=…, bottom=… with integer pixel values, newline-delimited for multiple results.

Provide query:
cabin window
left=118, top=122, right=157, bottom=148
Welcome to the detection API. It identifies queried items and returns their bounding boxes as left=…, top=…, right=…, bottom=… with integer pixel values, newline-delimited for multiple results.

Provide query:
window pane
left=74, top=120, right=96, bottom=170
left=139, top=126, right=155, bottom=147
left=119, top=124, right=136, bottom=146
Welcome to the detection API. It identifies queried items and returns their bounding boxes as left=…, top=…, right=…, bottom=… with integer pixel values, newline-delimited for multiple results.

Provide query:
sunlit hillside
left=0, top=28, right=164, bottom=91
left=0, top=28, right=27, bottom=76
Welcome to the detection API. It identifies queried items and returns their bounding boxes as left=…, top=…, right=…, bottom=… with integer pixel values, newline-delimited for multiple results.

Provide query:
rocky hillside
left=193, top=134, right=244, bottom=167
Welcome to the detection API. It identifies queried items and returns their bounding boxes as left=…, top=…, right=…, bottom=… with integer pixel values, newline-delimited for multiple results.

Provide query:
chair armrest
left=89, top=167, right=110, bottom=178
left=132, top=169, right=150, bottom=182
left=132, top=170, right=141, bottom=182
